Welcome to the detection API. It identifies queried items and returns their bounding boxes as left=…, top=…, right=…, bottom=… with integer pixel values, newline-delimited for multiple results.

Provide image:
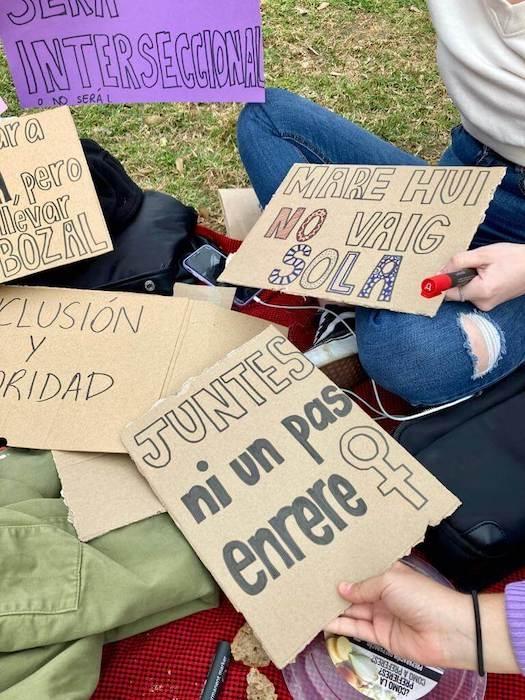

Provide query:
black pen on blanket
left=200, top=640, right=231, bottom=700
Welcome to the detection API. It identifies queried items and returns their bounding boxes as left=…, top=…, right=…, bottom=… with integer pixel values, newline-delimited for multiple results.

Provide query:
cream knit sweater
left=428, top=0, right=525, bottom=165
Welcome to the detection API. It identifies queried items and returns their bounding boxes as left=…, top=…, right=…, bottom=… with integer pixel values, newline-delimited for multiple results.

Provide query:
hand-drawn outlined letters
left=0, top=0, right=265, bottom=107
left=122, top=328, right=460, bottom=669
left=0, top=107, right=111, bottom=283
left=220, top=164, right=506, bottom=316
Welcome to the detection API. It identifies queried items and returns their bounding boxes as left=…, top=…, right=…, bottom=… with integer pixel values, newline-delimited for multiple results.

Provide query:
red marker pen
left=421, top=268, right=477, bottom=299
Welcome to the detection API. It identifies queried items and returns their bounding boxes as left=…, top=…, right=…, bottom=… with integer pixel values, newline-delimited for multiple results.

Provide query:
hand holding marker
left=421, top=268, right=477, bottom=299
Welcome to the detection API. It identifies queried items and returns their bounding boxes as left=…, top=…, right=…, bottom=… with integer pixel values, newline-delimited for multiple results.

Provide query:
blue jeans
left=237, top=88, right=525, bottom=405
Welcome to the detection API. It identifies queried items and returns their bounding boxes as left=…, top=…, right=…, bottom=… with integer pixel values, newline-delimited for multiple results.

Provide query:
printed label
left=326, top=635, right=443, bottom=700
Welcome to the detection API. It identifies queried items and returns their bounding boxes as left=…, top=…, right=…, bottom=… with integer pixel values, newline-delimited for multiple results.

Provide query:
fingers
left=337, top=561, right=410, bottom=604
left=444, top=282, right=473, bottom=304
left=341, top=603, right=374, bottom=622
left=338, top=574, right=389, bottom=605
left=444, top=286, right=463, bottom=302
left=444, top=281, right=478, bottom=303
left=442, top=248, right=488, bottom=274
left=444, top=277, right=492, bottom=308
left=324, top=616, right=378, bottom=644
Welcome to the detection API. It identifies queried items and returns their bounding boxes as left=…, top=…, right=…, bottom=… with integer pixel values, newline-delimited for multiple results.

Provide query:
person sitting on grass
left=236, top=0, right=525, bottom=409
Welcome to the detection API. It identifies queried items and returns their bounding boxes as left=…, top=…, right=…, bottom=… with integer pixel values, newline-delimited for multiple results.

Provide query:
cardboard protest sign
left=220, top=165, right=505, bottom=316
left=52, top=282, right=272, bottom=539
left=0, top=0, right=264, bottom=108
left=53, top=282, right=284, bottom=541
left=0, top=107, right=112, bottom=283
left=174, top=282, right=235, bottom=310
left=54, top=451, right=165, bottom=541
left=0, top=286, right=278, bottom=452
left=122, top=327, right=460, bottom=668
left=219, top=187, right=262, bottom=241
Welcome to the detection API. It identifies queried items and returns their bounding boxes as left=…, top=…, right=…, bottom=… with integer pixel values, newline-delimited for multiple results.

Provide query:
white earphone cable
left=253, top=295, right=474, bottom=421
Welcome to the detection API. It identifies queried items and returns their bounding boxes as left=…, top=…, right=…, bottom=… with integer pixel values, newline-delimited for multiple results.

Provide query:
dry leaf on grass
left=145, top=115, right=163, bottom=126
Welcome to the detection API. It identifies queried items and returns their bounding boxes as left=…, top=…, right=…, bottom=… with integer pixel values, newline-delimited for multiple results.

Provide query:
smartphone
left=182, top=244, right=260, bottom=307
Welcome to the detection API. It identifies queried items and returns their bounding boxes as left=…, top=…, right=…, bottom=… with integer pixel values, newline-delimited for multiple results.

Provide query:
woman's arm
left=506, top=582, right=525, bottom=674
left=325, top=562, right=522, bottom=674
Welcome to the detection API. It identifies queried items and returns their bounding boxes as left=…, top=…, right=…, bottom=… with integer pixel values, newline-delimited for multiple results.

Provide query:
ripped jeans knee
left=458, top=311, right=506, bottom=380
left=356, top=303, right=518, bottom=406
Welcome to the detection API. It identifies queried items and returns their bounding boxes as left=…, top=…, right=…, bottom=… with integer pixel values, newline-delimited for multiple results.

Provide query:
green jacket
left=0, top=449, right=218, bottom=700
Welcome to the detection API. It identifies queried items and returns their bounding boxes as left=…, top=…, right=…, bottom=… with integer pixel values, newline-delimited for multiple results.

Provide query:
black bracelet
left=471, top=590, right=485, bottom=676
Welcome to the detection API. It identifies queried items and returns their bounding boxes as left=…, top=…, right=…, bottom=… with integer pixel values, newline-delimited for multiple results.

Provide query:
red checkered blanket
left=92, top=566, right=525, bottom=700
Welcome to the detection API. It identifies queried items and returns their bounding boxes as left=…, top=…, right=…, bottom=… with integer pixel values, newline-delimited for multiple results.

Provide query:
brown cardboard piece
left=219, top=188, right=262, bottom=240
left=0, top=286, right=277, bottom=452
left=219, top=165, right=505, bottom=316
left=53, top=282, right=274, bottom=540
left=174, top=282, right=235, bottom=309
left=122, top=327, right=460, bottom=669
left=0, top=107, right=112, bottom=282
left=53, top=450, right=165, bottom=541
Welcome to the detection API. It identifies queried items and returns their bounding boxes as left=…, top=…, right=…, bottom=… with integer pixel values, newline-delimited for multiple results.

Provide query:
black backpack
left=81, top=138, right=144, bottom=234
left=25, top=141, right=206, bottom=295
left=395, top=366, right=525, bottom=591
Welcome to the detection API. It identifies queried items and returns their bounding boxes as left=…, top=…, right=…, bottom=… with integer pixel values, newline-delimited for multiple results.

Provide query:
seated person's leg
left=237, top=100, right=525, bottom=404
left=357, top=127, right=525, bottom=405
left=356, top=295, right=525, bottom=406
left=237, top=87, right=425, bottom=206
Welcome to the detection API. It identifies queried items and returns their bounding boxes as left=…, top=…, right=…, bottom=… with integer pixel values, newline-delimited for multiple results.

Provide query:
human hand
left=325, top=561, right=519, bottom=673
left=443, top=242, right=525, bottom=310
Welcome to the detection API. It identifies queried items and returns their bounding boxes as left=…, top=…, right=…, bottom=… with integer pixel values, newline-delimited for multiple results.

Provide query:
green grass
left=0, top=0, right=457, bottom=229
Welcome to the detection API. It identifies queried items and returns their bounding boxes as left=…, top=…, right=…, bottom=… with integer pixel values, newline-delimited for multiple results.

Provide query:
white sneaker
left=305, top=305, right=364, bottom=388
left=305, top=305, right=358, bottom=368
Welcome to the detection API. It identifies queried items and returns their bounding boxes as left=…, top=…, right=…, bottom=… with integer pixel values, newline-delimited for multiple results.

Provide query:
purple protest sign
left=0, top=0, right=265, bottom=108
